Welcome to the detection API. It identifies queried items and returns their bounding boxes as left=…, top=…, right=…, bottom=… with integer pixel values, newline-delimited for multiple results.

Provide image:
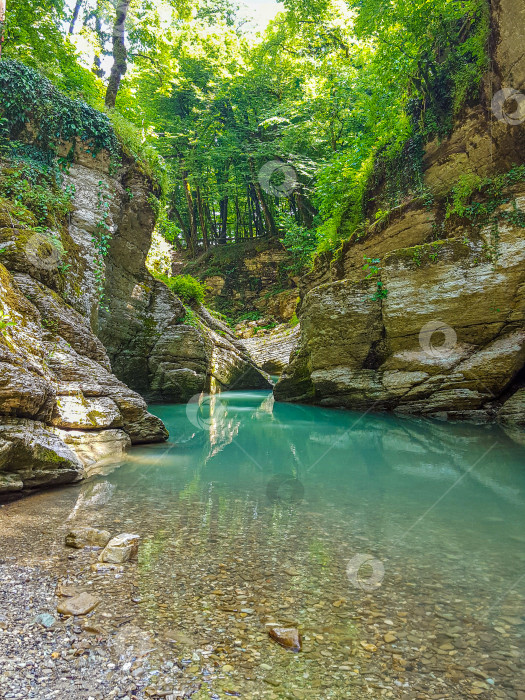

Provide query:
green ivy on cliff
left=0, top=61, right=120, bottom=164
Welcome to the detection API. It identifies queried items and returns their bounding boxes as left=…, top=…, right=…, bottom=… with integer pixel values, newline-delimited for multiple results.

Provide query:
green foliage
left=446, top=173, right=484, bottom=219
left=236, top=311, right=262, bottom=323
left=181, top=306, right=201, bottom=327
left=3, top=0, right=103, bottom=102
left=92, top=180, right=114, bottom=304
left=362, top=257, right=381, bottom=278
left=106, top=110, right=168, bottom=194
left=371, top=281, right=388, bottom=301
left=446, top=165, right=525, bottom=266
left=0, top=60, right=119, bottom=163
left=0, top=313, right=15, bottom=335
left=279, top=213, right=318, bottom=274
left=157, top=273, right=206, bottom=304
left=0, top=0, right=494, bottom=271
left=313, top=0, right=489, bottom=252
left=0, top=146, right=74, bottom=227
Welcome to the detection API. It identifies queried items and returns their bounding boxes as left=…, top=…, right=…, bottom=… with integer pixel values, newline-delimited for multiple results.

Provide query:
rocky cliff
left=95, top=177, right=271, bottom=403
left=0, top=170, right=168, bottom=494
left=0, top=63, right=270, bottom=494
left=180, top=238, right=299, bottom=323
left=275, top=0, right=525, bottom=428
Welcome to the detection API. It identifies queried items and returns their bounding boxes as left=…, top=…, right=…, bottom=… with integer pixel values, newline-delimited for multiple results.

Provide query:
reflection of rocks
left=66, top=480, right=116, bottom=520
left=54, top=427, right=131, bottom=470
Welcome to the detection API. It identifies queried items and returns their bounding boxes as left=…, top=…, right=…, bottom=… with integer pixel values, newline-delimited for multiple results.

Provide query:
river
left=1, top=391, right=524, bottom=699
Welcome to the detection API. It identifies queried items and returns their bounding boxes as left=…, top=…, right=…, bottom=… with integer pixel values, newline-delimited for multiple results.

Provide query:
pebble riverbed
left=1, top=393, right=524, bottom=699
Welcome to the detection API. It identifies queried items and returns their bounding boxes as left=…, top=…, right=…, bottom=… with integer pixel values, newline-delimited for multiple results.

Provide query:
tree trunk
left=105, top=0, right=130, bottom=109
left=204, top=201, right=217, bottom=241
left=196, top=187, right=209, bottom=252
left=69, top=0, right=83, bottom=34
left=0, top=0, right=6, bottom=60
left=250, top=185, right=264, bottom=237
left=92, top=2, right=104, bottom=77
left=246, top=186, right=254, bottom=238
left=218, top=196, right=228, bottom=244
left=170, top=204, right=190, bottom=248
left=249, top=158, right=277, bottom=237
left=294, top=188, right=317, bottom=229
left=182, top=173, right=198, bottom=257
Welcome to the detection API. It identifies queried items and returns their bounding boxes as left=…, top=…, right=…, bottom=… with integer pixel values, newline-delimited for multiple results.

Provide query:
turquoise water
left=5, top=391, right=525, bottom=697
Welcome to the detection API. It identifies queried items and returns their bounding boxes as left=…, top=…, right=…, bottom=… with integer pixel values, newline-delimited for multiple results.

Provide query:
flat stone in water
left=268, top=626, right=302, bottom=652
left=65, top=527, right=112, bottom=549
left=57, top=592, right=100, bottom=617
left=33, top=613, right=56, bottom=628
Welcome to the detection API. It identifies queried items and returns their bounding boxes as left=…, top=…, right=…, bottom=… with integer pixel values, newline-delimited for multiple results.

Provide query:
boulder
left=99, top=533, right=140, bottom=564
left=57, top=592, right=100, bottom=617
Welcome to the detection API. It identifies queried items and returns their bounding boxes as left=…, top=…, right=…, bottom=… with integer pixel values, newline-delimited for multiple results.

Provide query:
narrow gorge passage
left=1, top=0, right=524, bottom=697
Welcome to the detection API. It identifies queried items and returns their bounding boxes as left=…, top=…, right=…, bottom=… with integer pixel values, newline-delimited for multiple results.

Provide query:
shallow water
left=2, top=391, right=525, bottom=698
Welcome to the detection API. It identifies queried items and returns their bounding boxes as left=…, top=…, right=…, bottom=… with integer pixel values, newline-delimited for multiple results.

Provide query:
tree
left=0, top=0, right=6, bottom=59
left=105, top=0, right=131, bottom=108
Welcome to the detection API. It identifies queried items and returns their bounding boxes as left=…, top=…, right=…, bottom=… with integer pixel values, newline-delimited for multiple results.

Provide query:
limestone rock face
left=276, top=223, right=525, bottom=423
left=180, top=239, right=298, bottom=321
left=275, top=0, right=525, bottom=427
left=0, top=419, right=85, bottom=493
left=0, top=155, right=169, bottom=494
left=498, top=389, right=525, bottom=427
left=99, top=254, right=272, bottom=402
left=241, top=325, right=301, bottom=375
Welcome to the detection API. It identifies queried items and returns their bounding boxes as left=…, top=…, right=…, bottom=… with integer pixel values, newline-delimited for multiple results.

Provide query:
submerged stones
left=268, top=626, right=302, bottom=652
left=65, top=527, right=112, bottom=549
left=99, top=533, right=140, bottom=564
left=64, top=526, right=140, bottom=564
left=57, top=592, right=100, bottom=617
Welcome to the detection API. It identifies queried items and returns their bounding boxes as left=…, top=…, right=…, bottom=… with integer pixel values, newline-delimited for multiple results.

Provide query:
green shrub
left=106, top=110, right=168, bottom=194
left=0, top=147, right=74, bottom=227
left=157, top=274, right=206, bottom=304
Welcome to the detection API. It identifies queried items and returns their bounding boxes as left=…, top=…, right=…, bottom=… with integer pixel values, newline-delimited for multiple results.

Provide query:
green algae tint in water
left=11, top=390, right=525, bottom=698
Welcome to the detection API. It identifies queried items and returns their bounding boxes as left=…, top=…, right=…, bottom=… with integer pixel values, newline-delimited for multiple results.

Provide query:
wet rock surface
left=267, top=627, right=302, bottom=652
left=99, top=533, right=140, bottom=564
